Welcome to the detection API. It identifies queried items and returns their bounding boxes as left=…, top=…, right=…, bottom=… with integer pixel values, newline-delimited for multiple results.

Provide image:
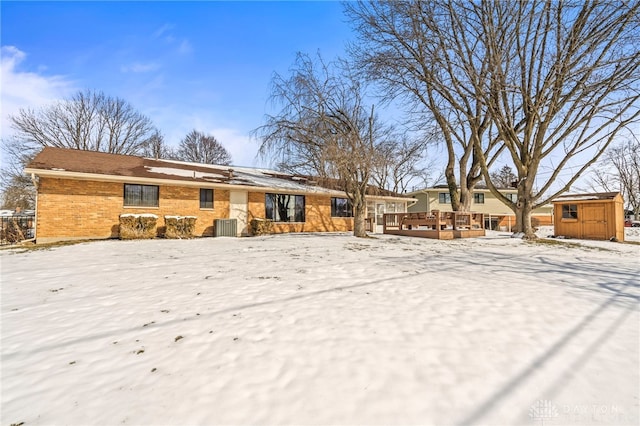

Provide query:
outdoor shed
left=552, top=192, right=624, bottom=242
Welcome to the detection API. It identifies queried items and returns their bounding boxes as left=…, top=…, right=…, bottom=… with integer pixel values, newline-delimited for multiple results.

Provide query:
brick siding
left=247, top=192, right=353, bottom=233
left=36, top=178, right=230, bottom=242
left=36, top=178, right=354, bottom=242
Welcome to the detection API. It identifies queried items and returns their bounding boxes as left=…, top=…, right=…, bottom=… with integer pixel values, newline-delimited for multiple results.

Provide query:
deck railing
left=383, top=210, right=485, bottom=233
left=365, top=217, right=374, bottom=232
left=382, top=213, right=401, bottom=232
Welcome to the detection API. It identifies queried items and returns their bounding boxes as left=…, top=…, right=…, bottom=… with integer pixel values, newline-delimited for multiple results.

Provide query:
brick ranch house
left=25, top=147, right=414, bottom=243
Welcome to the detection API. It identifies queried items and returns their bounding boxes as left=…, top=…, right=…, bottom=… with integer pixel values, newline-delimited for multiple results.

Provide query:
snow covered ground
left=1, top=230, right=638, bottom=426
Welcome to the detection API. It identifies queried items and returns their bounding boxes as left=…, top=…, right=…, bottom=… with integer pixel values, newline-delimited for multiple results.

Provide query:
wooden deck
left=382, top=211, right=486, bottom=239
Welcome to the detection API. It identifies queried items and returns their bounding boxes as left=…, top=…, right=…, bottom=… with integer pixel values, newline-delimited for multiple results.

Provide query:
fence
left=365, top=217, right=374, bottom=232
left=1, top=214, right=35, bottom=245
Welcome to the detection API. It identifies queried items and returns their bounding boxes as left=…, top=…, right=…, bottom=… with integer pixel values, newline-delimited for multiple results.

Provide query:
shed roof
left=25, top=147, right=409, bottom=200
left=551, top=192, right=622, bottom=203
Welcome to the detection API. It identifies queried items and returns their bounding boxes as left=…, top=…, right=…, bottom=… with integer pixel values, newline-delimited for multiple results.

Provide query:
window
left=265, top=193, right=305, bottom=222
left=200, top=189, right=214, bottom=209
left=473, top=193, right=485, bottom=204
left=439, top=193, right=451, bottom=204
left=331, top=198, right=353, bottom=217
left=504, top=193, right=518, bottom=203
left=124, top=184, right=159, bottom=207
left=386, top=202, right=404, bottom=213
left=562, top=204, right=578, bottom=219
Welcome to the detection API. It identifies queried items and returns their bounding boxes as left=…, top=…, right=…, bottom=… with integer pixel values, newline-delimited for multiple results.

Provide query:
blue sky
left=1, top=1, right=354, bottom=166
left=2, top=1, right=632, bottom=195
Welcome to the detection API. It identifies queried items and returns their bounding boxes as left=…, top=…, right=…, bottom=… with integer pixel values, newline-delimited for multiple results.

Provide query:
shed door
left=582, top=204, right=607, bottom=240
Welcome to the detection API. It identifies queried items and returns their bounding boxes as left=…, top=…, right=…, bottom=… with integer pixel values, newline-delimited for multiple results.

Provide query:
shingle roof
left=26, top=147, right=410, bottom=199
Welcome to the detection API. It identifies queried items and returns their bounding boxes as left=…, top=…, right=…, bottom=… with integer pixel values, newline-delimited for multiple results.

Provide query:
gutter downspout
left=30, top=173, right=38, bottom=191
left=27, top=172, right=38, bottom=243
left=424, top=190, right=431, bottom=212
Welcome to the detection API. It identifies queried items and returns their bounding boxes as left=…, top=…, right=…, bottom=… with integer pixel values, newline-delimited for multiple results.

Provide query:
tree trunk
left=445, top=164, right=460, bottom=211
left=514, top=193, right=536, bottom=239
left=353, top=199, right=367, bottom=237
left=458, top=186, right=472, bottom=212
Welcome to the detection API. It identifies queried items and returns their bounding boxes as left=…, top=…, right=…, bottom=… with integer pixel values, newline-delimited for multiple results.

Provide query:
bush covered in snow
left=164, top=216, right=197, bottom=239
left=119, top=214, right=158, bottom=239
left=250, top=218, right=273, bottom=236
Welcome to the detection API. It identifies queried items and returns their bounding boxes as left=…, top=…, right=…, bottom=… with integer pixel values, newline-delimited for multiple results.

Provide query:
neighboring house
left=24, top=147, right=413, bottom=243
left=407, top=186, right=553, bottom=231
left=552, top=192, right=625, bottom=241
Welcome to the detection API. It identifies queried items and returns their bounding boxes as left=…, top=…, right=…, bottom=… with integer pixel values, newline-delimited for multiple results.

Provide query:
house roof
left=407, top=185, right=516, bottom=196
left=551, top=192, right=622, bottom=203
left=25, top=147, right=411, bottom=200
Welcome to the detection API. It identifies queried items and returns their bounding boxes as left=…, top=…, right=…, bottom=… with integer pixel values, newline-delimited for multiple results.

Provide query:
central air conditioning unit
left=214, top=219, right=237, bottom=237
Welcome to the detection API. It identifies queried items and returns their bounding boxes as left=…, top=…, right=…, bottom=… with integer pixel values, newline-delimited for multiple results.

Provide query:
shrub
left=164, top=216, right=197, bottom=239
left=250, top=218, right=273, bottom=236
left=138, top=215, right=158, bottom=238
left=164, top=216, right=179, bottom=239
left=119, top=214, right=158, bottom=239
left=2, top=219, right=25, bottom=244
left=183, top=216, right=197, bottom=236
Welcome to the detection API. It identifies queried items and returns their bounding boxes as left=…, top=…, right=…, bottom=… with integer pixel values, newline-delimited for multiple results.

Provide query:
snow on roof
left=27, top=147, right=410, bottom=198
left=143, top=165, right=337, bottom=194
left=146, top=157, right=294, bottom=178
left=230, top=169, right=336, bottom=193
left=145, top=166, right=228, bottom=181
left=552, top=192, right=620, bottom=202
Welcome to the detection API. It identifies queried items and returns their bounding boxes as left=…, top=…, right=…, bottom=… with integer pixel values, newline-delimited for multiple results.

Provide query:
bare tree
left=371, top=133, right=432, bottom=193
left=0, top=139, right=35, bottom=210
left=175, top=130, right=232, bottom=165
left=591, top=139, right=640, bottom=219
left=254, top=53, right=392, bottom=237
left=490, top=165, right=518, bottom=189
left=347, top=0, right=640, bottom=238
left=10, top=89, right=157, bottom=156
left=474, top=0, right=640, bottom=238
left=2, top=89, right=159, bottom=209
left=346, top=1, right=504, bottom=212
left=0, top=181, right=33, bottom=211
left=140, top=130, right=175, bottom=159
